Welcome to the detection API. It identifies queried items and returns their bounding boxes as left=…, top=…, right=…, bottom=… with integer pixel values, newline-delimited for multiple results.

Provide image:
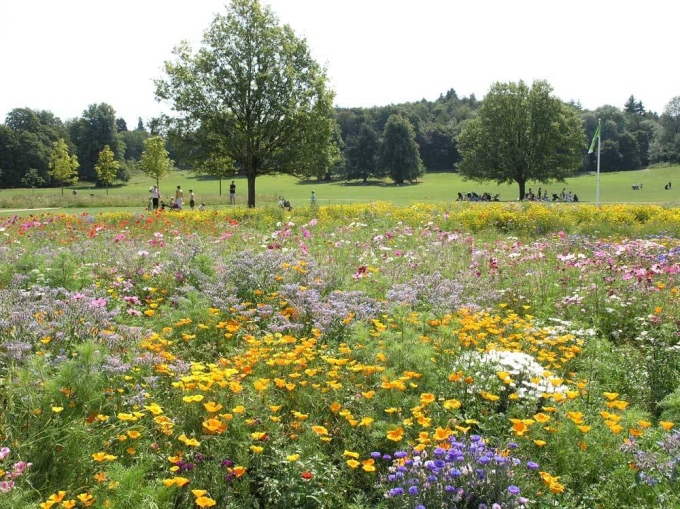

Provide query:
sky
left=1, top=0, right=678, bottom=126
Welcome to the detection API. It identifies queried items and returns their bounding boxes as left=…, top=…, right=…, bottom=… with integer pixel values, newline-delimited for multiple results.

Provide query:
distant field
left=1, top=165, right=678, bottom=216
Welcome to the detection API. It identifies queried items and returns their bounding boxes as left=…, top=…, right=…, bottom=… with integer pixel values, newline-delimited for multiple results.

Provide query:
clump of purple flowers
left=622, top=431, right=680, bottom=488
left=0, top=447, right=32, bottom=493
left=378, top=435, right=536, bottom=508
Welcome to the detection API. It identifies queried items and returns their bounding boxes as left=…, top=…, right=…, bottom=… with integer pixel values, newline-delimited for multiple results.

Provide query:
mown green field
left=0, top=165, right=678, bottom=216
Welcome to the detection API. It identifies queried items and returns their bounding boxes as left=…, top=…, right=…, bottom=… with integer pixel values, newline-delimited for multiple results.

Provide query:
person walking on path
left=311, top=190, right=317, bottom=206
left=175, top=186, right=184, bottom=210
left=151, top=185, right=161, bottom=211
left=229, top=180, right=236, bottom=205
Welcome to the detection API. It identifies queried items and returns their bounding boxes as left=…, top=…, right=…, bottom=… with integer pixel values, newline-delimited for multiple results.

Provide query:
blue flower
left=408, top=486, right=419, bottom=495
left=508, top=485, right=521, bottom=495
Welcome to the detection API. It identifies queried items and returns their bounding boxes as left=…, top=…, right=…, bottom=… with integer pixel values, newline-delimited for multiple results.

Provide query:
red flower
left=301, top=471, right=313, bottom=480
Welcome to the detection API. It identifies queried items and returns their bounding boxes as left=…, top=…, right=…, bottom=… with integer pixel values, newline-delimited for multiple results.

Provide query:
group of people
left=149, top=185, right=204, bottom=212
left=276, top=191, right=317, bottom=211
left=526, top=188, right=578, bottom=202
left=147, top=181, right=323, bottom=212
left=457, top=192, right=499, bottom=202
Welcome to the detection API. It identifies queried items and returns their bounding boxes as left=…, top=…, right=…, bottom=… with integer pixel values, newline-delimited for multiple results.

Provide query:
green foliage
left=21, top=168, right=45, bottom=190
left=344, top=123, right=382, bottom=182
left=94, top=145, right=121, bottom=194
left=68, top=103, right=125, bottom=182
left=139, top=136, right=173, bottom=186
left=155, top=0, right=336, bottom=207
left=457, top=80, right=584, bottom=200
left=48, top=138, right=79, bottom=194
left=379, top=114, right=424, bottom=184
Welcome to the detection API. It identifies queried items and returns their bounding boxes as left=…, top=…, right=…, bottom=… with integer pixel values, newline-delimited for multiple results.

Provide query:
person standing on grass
left=311, top=190, right=317, bottom=206
left=189, top=189, right=196, bottom=210
left=230, top=180, right=236, bottom=205
left=175, top=185, right=184, bottom=210
left=151, top=185, right=161, bottom=211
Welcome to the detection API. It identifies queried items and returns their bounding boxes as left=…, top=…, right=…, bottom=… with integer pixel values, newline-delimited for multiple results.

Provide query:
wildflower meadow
left=1, top=201, right=680, bottom=508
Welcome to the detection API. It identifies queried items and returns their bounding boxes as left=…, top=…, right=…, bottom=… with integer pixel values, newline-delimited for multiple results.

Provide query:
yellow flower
left=76, top=493, right=94, bottom=504
left=61, top=500, right=77, bottom=509
left=346, top=459, right=360, bottom=469
left=195, top=496, right=217, bottom=507
left=386, top=427, right=404, bottom=441
left=178, top=434, right=201, bottom=447
left=533, top=440, right=547, bottom=447
left=311, top=425, right=328, bottom=435
left=361, top=390, right=375, bottom=399
left=250, top=445, right=264, bottom=454
left=127, top=430, right=141, bottom=439
left=343, top=450, right=359, bottom=459
left=603, top=392, right=620, bottom=401
left=420, top=393, right=436, bottom=405
left=480, top=391, right=500, bottom=402
left=51, top=406, right=64, bottom=413
left=286, top=454, right=300, bottom=462
left=182, top=394, right=204, bottom=403
left=660, top=421, right=675, bottom=431
left=232, top=466, right=247, bottom=477
left=359, top=417, right=374, bottom=427
left=534, top=413, right=551, bottom=424
left=433, top=427, right=453, bottom=441
left=443, top=399, right=461, bottom=410
left=49, top=492, right=67, bottom=503
left=203, top=402, right=223, bottom=413
left=191, top=490, right=207, bottom=498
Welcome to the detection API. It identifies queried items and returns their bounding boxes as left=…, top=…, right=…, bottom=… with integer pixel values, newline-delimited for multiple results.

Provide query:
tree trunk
left=247, top=173, right=256, bottom=208
left=517, top=179, right=526, bottom=201
left=219, top=178, right=222, bottom=196
left=106, top=183, right=109, bottom=195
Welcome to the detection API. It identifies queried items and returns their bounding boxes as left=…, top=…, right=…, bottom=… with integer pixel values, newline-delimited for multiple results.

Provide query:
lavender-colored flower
left=388, top=487, right=405, bottom=497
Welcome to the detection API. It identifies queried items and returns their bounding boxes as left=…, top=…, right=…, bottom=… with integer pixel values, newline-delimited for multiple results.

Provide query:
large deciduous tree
left=49, top=138, right=79, bottom=195
left=379, top=114, right=424, bottom=184
left=139, top=136, right=173, bottom=188
left=457, top=80, right=583, bottom=200
left=155, top=0, right=335, bottom=207
left=344, top=124, right=381, bottom=183
left=68, top=103, right=125, bottom=183
left=94, top=145, right=120, bottom=194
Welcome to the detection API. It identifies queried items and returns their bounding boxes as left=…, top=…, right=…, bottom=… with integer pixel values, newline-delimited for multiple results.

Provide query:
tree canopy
left=379, top=115, right=424, bottom=184
left=139, top=136, right=173, bottom=188
left=155, top=0, right=336, bottom=207
left=48, top=138, right=79, bottom=195
left=457, top=80, right=584, bottom=200
left=94, top=145, right=120, bottom=194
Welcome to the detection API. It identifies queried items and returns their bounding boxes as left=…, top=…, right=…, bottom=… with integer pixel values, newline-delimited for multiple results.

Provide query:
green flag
left=588, top=124, right=600, bottom=154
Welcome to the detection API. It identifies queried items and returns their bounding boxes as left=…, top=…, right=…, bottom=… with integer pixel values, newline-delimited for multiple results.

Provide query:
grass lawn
left=1, top=165, right=678, bottom=216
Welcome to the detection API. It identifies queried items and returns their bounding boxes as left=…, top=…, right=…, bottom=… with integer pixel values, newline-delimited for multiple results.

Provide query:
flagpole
left=595, top=118, right=601, bottom=206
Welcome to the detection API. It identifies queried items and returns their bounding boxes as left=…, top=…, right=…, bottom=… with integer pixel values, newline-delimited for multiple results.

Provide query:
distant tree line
left=0, top=104, right=150, bottom=189
left=1, top=91, right=679, bottom=189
